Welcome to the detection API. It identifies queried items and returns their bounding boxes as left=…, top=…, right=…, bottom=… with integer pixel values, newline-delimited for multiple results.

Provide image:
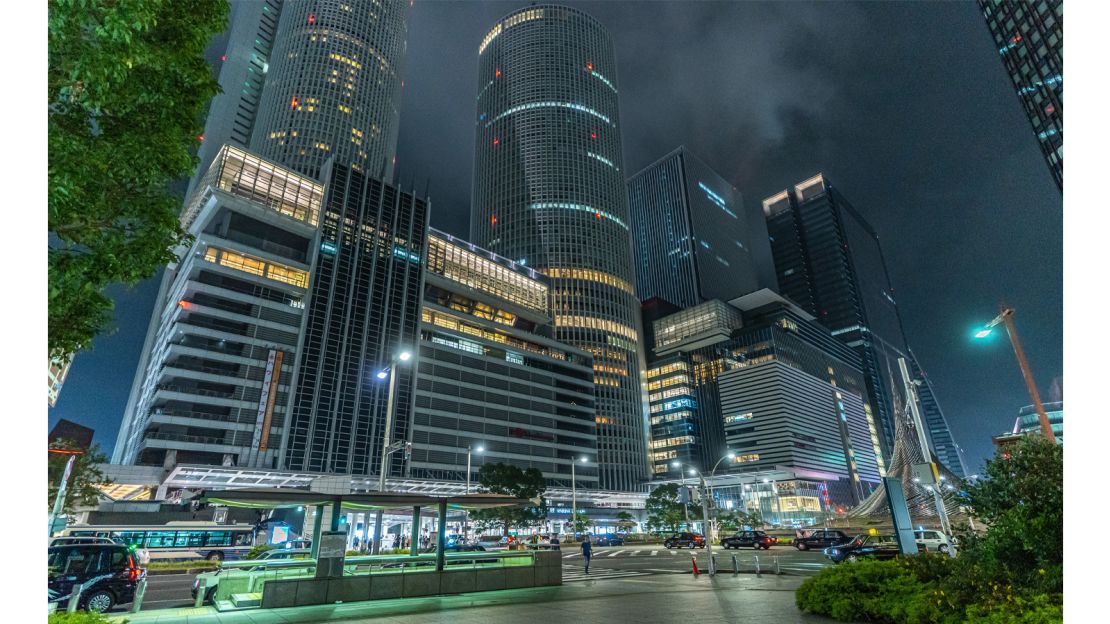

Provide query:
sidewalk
left=112, top=572, right=838, bottom=624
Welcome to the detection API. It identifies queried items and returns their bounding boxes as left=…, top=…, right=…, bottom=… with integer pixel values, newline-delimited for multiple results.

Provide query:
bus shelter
left=194, top=489, right=529, bottom=572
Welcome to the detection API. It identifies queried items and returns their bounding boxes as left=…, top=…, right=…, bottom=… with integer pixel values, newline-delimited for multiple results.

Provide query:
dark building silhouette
left=50, top=419, right=95, bottom=450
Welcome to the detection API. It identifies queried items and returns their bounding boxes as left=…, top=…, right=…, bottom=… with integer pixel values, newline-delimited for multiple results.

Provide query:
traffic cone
left=691, top=555, right=700, bottom=575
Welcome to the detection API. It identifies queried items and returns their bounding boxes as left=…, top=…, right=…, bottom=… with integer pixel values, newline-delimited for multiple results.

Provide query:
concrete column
left=410, top=506, right=421, bottom=556
left=330, top=500, right=342, bottom=531
left=436, top=501, right=447, bottom=571
left=310, top=504, right=325, bottom=559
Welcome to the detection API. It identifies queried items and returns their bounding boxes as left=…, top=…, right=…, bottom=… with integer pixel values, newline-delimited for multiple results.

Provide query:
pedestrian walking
left=580, top=537, right=592, bottom=574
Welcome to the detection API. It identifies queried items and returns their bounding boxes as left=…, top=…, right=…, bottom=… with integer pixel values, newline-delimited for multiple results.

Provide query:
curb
left=145, top=568, right=216, bottom=576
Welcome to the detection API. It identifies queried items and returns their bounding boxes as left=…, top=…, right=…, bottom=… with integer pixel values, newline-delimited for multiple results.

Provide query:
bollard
left=691, top=554, right=700, bottom=575
left=194, top=576, right=207, bottom=608
left=67, top=581, right=85, bottom=613
left=774, top=556, right=781, bottom=575
left=131, top=577, right=147, bottom=613
left=731, top=554, right=738, bottom=574
left=754, top=555, right=761, bottom=576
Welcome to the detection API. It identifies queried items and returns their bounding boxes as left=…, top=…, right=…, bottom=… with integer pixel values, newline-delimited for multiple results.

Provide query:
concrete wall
left=259, top=551, right=562, bottom=609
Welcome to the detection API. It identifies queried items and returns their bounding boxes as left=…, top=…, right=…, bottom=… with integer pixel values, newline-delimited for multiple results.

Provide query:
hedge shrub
left=49, top=613, right=122, bottom=624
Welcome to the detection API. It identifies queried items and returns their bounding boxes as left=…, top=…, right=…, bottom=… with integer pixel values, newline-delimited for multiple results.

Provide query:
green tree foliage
left=468, top=463, right=547, bottom=536
left=48, top=0, right=229, bottom=359
left=958, top=437, right=1063, bottom=593
left=614, top=510, right=637, bottom=532
left=644, top=483, right=687, bottom=532
left=569, top=511, right=592, bottom=534
left=49, top=611, right=122, bottom=624
left=48, top=439, right=111, bottom=514
left=796, top=437, right=1064, bottom=623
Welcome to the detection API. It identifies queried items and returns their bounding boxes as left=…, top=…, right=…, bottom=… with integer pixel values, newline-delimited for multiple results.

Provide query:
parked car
left=594, top=535, right=625, bottom=546
left=663, top=532, right=706, bottom=549
left=824, top=534, right=901, bottom=563
left=49, top=544, right=144, bottom=613
left=281, top=539, right=312, bottom=550
left=794, top=529, right=850, bottom=551
left=914, top=529, right=954, bottom=553
left=192, top=548, right=313, bottom=603
left=721, top=530, right=773, bottom=550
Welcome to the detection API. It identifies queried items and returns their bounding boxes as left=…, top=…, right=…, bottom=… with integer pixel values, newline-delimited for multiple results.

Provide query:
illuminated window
left=203, top=246, right=308, bottom=288
left=650, top=436, right=695, bottom=449
left=723, top=412, right=753, bottom=425
left=540, top=267, right=635, bottom=295
left=734, top=454, right=760, bottom=463
left=554, top=315, right=638, bottom=341
left=527, top=202, right=627, bottom=230
left=649, top=386, right=693, bottom=402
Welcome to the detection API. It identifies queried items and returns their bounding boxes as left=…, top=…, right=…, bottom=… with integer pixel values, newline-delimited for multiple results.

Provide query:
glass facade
left=908, top=350, right=967, bottom=478
left=471, top=5, right=650, bottom=491
left=1015, top=400, right=1063, bottom=444
left=978, top=0, right=1062, bottom=190
left=628, top=147, right=765, bottom=308
left=184, top=145, right=323, bottom=229
left=284, top=164, right=428, bottom=475
left=652, top=299, right=744, bottom=352
left=412, top=231, right=599, bottom=488
left=762, top=175, right=940, bottom=472
left=251, top=0, right=410, bottom=180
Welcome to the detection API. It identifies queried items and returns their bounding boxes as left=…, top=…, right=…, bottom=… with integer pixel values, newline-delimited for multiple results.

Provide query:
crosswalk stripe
left=562, top=553, right=577, bottom=559
left=561, top=565, right=651, bottom=583
left=651, top=550, right=658, bottom=556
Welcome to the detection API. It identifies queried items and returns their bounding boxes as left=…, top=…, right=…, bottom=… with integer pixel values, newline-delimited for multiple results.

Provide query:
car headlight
left=831, top=549, right=840, bottom=555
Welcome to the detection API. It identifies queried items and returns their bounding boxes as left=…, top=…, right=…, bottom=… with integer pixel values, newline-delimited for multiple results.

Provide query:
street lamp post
left=975, top=308, right=1056, bottom=444
left=672, top=461, right=717, bottom=575
left=571, top=457, right=586, bottom=539
left=463, top=445, right=483, bottom=543
left=371, top=350, right=412, bottom=554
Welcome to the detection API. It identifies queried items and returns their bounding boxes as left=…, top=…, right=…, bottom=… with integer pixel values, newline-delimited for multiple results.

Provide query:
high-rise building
left=409, top=229, right=599, bottom=488
left=1014, top=401, right=1063, bottom=444
left=115, top=146, right=321, bottom=468
left=908, top=349, right=966, bottom=478
left=762, top=174, right=960, bottom=477
left=186, top=0, right=284, bottom=202
left=628, top=146, right=770, bottom=308
left=48, top=356, right=73, bottom=408
left=977, top=0, right=1062, bottom=190
left=639, top=290, right=884, bottom=509
left=283, top=163, right=427, bottom=475
left=471, top=5, right=650, bottom=491
left=49, top=419, right=95, bottom=449
left=251, top=0, right=410, bottom=181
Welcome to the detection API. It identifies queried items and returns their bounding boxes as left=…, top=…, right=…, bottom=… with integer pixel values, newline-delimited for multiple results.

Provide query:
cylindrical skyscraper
left=251, top=0, right=408, bottom=180
left=471, top=5, right=650, bottom=491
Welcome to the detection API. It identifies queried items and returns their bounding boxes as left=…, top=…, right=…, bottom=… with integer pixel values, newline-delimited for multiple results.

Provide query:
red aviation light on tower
left=493, top=136, right=499, bottom=146
left=590, top=132, right=597, bottom=140
left=587, top=61, right=593, bottom=71
left=595, top=212, right=602, bottom=220
left=495, top=68, right=501, bottom=78
left=491, top=215, right=498, bottom=226
left=178, top=300, right=192, bottom=310
left=308, top=13, right=315, bottom=24
left=291, top=95, right=299, bottom=109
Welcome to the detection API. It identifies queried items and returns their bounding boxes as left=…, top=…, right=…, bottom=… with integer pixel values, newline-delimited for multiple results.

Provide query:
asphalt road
left=123, top=543, right=832, bottom=612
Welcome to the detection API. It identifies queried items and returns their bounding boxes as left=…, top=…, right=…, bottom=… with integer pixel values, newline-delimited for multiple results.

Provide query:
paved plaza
left=112, top=570, right=839, bottom=624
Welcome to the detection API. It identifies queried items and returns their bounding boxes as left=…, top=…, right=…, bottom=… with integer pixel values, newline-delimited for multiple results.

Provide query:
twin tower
left=118, top=2, right=653, bottom=492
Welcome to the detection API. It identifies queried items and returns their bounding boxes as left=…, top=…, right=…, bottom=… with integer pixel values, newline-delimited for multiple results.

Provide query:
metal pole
left=466, top=446, right=472, bottom=494
left=899, top=358, right=956, bottom=557
left=132, top=577, right=147, bottom=613
left=373, top=363, right=399, bottom=554
left=49, top=454, right=76, bottom=537
left=571, top=460, right=577, bottom=539
left=435, top=500, right=448, bottom=572
left=310, top=504, right=324, bottom=559
left=1001, top=310, right=1056, bottom=443
left=464, top=446, right=472, bottom=543
left=700, top=475, right=715, bottom=575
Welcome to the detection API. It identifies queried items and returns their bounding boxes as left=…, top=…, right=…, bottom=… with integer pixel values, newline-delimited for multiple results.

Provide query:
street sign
left=316, top=530, right=348, bottom=578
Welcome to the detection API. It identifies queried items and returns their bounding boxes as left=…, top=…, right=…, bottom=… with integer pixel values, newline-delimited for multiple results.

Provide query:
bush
left=49, top=613, right=123, bottom=624
left=245, top=544, right=276, bottom=560
left=795, top=558, right=945, bottom=624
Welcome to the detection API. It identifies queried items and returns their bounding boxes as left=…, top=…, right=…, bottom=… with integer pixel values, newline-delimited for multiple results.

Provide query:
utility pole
left=899, top=357, right=955, bottom=557
left=48, top=449, right=81, bottom=538
left=977, top=308, right=1055, bottom=444
left=698, top=473, right=716, bottom=575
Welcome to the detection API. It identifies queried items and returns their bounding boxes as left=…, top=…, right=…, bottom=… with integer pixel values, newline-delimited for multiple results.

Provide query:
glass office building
left=471, top=5, right=649, bottom=491
left=628, top=146, right=769, bottom=308
left=764, top=176, right=907, bottom=464
left=410, top=229, right=599, bottom=488
left=252, top=0, right=410, bottom=180
left=283, top=163, right=427, bottom=476
left=978, top=0, right=1062, bottom=190
left=908, top=349, right=967, bottom=478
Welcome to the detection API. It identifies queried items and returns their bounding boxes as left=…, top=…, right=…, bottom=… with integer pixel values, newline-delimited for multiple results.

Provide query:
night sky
left=49, top=1, right=1062, bottom=477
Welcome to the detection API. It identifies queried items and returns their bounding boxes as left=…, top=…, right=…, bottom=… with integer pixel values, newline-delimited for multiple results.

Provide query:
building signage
left=508, top=427, right=555, bottom=442
left=253, top=350, right=284, bottom=450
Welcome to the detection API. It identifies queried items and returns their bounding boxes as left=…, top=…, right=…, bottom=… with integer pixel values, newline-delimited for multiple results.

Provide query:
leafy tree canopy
left=469, top=463, right=548, bottom=536
left=644, top=483, right=687, bottom=532
left=957, top=436, right=1063, bottom=593
left=48, top=438, right=111, bottom=514
left=48, top=0, right=229, bottom=360
left=615, top=510, right=637, bottom=531
left=569, top=511, right=592, bottom=534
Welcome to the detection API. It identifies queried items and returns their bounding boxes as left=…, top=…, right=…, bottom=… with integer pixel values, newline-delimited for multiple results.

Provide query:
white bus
left=61, top=522, right=257, bottom=562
